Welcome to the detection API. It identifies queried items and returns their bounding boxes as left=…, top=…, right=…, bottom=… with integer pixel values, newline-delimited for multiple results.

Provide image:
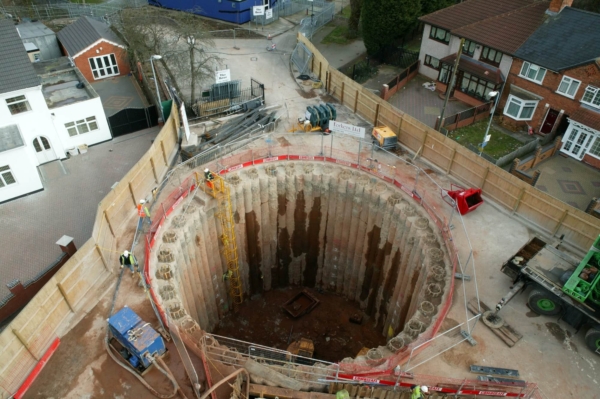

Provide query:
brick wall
left=583, top=153, right=600, bottom=169
left=72, top=40, right=130, bottom=83
left=500, top=59, right=600, bottom=133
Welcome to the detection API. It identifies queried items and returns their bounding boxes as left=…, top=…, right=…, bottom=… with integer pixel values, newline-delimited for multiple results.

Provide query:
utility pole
left=438, top=38, right=465, bottom=133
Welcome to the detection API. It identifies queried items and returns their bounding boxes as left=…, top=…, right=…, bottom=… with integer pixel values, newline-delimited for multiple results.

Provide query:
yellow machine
left=289, top=118, right=323, bottom=133
left=200, top=172, right=243, bottom=308
left=371, top=126, right=398, bottom=150
left=287, top=338, right=314, bottom=359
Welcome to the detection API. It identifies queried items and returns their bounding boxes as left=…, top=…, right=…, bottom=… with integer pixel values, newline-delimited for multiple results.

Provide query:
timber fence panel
left=559, top=212, right=598, bottom=249
left=482, top=169, right=522, bottom=210
left=55, top=240, right=108, bottom=307
left=398, top=115, right=427, bottom=152
left=8, top=279, right=69, bottom=359
left=517, top=190, right=567, bottom=234
left=0, top=328, right=37, bottom=397
left=447, top=151, right=487, bottom=188
left=421, top=133, right=455, bottom=171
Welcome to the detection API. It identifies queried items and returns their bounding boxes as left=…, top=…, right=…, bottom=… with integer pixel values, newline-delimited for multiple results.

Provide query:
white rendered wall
left=418, top=24, right=452, bottom=80
left=50, top=97, right=111, bottom=149
left=0, top=86, right=65, bottom=161
left=0, top=146, right=43, bottom=203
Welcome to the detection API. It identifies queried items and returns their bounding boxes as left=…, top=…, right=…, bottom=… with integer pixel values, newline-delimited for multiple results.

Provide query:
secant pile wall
left=148, top=162, right=452, bottom=369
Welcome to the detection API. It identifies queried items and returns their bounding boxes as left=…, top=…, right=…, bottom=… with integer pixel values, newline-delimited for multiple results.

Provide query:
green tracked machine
left=494, top=235, right=600, bottom=354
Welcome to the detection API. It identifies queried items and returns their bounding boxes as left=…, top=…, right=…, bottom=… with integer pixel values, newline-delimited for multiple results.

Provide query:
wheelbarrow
left=442, top=184, right=483, bottom=215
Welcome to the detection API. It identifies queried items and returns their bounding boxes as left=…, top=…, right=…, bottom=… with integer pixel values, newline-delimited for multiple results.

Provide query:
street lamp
left=480, top=90, right=499, bottom=156
left=150, top=54, right=164, bottom=123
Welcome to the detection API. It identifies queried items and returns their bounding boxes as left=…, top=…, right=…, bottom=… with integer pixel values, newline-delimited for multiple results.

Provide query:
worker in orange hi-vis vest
left=204, top=168, right=215, bottom=190
left=137, top=199, right=151, bottom=232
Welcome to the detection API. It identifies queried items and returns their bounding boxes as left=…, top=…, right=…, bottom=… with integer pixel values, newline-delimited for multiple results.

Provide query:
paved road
left=0, top=127, right=160, bottom=300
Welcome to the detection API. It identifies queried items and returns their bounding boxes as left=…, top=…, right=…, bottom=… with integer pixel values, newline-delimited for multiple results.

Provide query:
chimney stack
left=548, top=0, right=573, bottom=13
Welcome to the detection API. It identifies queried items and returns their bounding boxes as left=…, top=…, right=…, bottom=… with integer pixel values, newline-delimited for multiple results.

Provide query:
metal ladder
left=204, top=173, right=243, bottom=308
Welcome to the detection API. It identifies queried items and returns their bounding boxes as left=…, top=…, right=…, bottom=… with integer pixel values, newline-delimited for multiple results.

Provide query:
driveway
left=388, top=74, right=471, bottom=128
left=0, top=127, right=160, bottom=300
left=533, top=154, right=600, bottom=210
left=90, top=75, right=147, bottom=116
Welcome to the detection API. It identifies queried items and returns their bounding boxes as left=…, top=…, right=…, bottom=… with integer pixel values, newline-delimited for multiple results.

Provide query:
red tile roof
left=570, top=107, right=600, bottom=132
left=420, top=0, right=550, bottom=54
left=440, top=54, right=504, bottom=84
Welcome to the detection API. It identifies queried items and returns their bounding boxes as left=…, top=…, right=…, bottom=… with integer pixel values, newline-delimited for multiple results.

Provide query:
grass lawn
left=69, top=0, right=105, bottom=3
left=322, top=25, right=352, bottom=44
left=322, top=6, right=358, bottom=45
left=448, top=120, right=524, bottom=159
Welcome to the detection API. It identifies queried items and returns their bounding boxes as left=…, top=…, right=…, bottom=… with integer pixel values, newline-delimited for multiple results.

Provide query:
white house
left=417, top=0, right=551, bottom=107
left=0, top=19, right=111, bottom=203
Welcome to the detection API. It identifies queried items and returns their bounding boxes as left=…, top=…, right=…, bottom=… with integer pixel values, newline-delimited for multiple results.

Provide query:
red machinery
left=442, top=184, right=483, bottom=215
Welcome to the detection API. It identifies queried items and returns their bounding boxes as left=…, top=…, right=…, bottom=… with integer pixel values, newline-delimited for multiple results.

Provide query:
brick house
left=418, top=0, right=550, bottom=107
left=499, top=3, right=600, bottom=167
left=56, top=16, right=130, bottom=83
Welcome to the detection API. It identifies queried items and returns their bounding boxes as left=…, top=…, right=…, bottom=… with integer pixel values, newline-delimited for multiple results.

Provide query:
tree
left=118, top=7, right=220, bottom=106
left=347, top=0, right=362, bottom=39
left=362, top=0, right=421, bottom=56
left=421, top=0, right=456, bottom=16
left=572, top=0, right=600, bottom=13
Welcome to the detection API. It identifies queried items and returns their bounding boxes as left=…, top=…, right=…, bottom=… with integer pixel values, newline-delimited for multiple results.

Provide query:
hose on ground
left=105, top=264, right=182, bottom=398
left=104, top=337, right=178, bottom=399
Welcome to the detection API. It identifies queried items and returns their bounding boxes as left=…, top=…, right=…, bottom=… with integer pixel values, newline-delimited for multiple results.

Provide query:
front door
left=33, top=136, right=57, bottom=164
left=560, top=127, right=594, bottom=160
left=540, top=109, right=559, bottom=134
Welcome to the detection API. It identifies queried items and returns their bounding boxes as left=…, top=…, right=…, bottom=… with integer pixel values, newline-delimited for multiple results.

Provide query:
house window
left=504, top=95, right=538, bottom=120
left=519, top=61, right=546, bottom=84
left=65, top=116, right=99, bottom=136
left=424, top=55, right=440, bottom=70
left=589, top=137, right=600, bottom=158
left=582, top=86, right=600, bottom=108
left=438, top=63, right=452, bottom=83
left=88, top=54, right=119, bottom=79
left=557, top=76, right=581, bottom=98
left=5, top=95, right=31, bottom=115
left=480, top=46, right=503, bottom=66
left=0, top=165, right=16, bottom=188
left=459, top=72, right=498, bottom=101
left=462, top=39, right=476, bottom=57
left=429, top=26, right=450, bottom=44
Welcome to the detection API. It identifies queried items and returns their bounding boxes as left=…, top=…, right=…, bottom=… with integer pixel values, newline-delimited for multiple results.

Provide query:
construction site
left=1, top=30, right=599, bottom=399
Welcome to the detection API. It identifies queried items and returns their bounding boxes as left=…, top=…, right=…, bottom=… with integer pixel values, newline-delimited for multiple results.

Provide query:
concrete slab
left=91, top=75, right=147, bottom=116
left=388, top=74, right=471, bottom=128
left=533, top=154, right=600, bottom=210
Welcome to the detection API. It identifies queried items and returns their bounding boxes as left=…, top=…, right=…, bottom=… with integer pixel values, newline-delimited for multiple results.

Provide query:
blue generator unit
left=108, top=307, right=167, bottom=374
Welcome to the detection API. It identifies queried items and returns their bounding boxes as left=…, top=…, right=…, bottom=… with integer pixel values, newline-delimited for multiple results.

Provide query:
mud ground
left=212, top=287, right=387, bottom=363
left=24, top=272, right=206, bottom=399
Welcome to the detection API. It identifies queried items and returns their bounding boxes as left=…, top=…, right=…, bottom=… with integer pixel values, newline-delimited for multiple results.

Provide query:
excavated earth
left=148, top=161, right=453, bottom=368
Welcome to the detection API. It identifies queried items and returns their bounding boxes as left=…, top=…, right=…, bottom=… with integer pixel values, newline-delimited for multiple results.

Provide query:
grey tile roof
left=0, top=19, right=40, bottom=94
left=515, top=7, right=600, bottom=71
left=16, top=21, right=55, bottom=39
left=57, top=16, right=124, bottom=57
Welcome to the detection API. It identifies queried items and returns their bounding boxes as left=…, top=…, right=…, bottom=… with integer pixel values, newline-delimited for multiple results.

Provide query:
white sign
left=266, top=8, right=273, bottom=19
left=484, top=134, right=491, bottom=143
left=180, top=102, right=191, bottom=141
left=253, top=5, right=265, bottom=15
left=215, top=69, right=231, bottom=84
left=330, top=121, right=366, bottom=138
